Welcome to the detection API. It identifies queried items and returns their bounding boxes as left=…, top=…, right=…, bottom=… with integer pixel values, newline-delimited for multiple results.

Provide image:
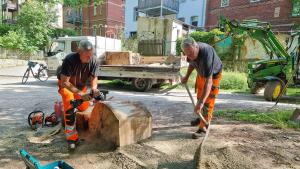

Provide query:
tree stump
left=76, top=101, right=152, bottom=147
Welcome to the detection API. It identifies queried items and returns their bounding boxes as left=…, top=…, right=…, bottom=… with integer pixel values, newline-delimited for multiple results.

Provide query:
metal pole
left=160, top=0, right=163, bottom=18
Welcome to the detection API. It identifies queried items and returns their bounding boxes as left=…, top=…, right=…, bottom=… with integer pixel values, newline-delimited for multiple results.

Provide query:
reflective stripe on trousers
left=58, top=80, right=89, bottom=142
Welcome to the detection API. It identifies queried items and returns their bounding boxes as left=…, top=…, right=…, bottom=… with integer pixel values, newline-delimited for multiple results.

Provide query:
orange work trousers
left=196, top=72, right=222, bottom=129
left=58, top=81, right=89, bottom=142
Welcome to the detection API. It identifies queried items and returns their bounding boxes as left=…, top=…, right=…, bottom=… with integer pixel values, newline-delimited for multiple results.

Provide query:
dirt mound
left=199, top=145, right=254, bottom=169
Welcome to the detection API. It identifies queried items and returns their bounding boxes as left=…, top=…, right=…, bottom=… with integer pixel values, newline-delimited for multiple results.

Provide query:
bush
left=0, top=24, right=17, bottom=36
left=220, top=71, right=248, bottom=90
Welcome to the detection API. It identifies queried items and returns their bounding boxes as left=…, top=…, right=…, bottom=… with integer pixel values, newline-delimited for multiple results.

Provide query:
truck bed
left=99, top=64, right=180, bottom=79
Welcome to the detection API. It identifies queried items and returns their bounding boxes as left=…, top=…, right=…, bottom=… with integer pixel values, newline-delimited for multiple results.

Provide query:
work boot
left=192, top=128, right=206, bottom=139
left=68, top=142, right=76, bottom=151
left=190, top=118, right=200, bottom=126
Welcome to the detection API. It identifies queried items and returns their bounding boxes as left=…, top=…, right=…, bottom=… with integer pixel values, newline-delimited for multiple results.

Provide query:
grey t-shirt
left=188, top=42, right=222, bottom=78
left=60, top=52, right=99, bottom=89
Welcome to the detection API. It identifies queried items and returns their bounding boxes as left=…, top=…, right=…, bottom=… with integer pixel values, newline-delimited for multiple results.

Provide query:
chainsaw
left=28, top=111, right=59, bottom=130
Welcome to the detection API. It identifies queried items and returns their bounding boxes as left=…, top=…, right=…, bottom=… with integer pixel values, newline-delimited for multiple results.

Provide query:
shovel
left=179, top=74, right=209, bottom=126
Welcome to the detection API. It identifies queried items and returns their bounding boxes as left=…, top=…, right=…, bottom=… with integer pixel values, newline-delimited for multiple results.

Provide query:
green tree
left=292, top=0, right=300, bottom=16
left=16, top=1, right=55, bottom=51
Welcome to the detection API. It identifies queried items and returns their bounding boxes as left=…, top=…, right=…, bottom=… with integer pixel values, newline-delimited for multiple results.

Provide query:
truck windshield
left=48, top=41, right=65, bottom=56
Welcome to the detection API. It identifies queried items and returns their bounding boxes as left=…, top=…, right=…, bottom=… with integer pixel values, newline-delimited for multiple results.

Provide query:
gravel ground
left=0, top=76, right=299, bottom=169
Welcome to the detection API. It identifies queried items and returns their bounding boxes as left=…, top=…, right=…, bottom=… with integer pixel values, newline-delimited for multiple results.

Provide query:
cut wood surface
left=105, top=51, right=140, bottom=65
left=76, top=101, right=152, bottom=147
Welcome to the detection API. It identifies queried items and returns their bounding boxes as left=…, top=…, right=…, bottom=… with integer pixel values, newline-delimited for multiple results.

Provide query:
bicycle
left=22, top=61, right=49, bottom=84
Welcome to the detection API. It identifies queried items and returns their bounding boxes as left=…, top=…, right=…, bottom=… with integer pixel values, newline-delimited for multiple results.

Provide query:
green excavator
left=219, top=16, right=300, bottom=101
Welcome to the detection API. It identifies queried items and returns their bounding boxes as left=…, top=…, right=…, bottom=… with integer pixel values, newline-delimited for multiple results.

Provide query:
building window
left=221, top=0, right=229, bottom=7
left=130, top=31, right=137, bottom=37
left=292, top=0, right=300, bottom=16
left=178, top=17, right=185, bottom=22
left=250, top=0, right=260, bottom=2
left=133, top=7, right=139, bottom=21
left=99, top=1, right=103, bottom=15
left=94, top=3, right=97, bottom=16
left=274, top=7, right=280, bottom=18
left=180, top=0, right=186, bottom=3
left=191, top=16, right=198, bottom=26
left=93, top=25, right=97, bottom=36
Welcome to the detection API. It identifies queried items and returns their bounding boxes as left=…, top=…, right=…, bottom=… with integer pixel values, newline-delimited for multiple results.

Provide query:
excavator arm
left=219, top=16, right=290, bottom=60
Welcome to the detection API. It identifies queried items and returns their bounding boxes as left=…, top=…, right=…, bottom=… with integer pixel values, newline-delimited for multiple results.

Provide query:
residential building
left=1, top=0, right=20, bottom=24
left=63, top=0, right=125, bottom=38
left=124, top=0, right=206, bottom=38
left=177, top=0, right=207, bottom=28
left=1, top=0, right=63, bottom=27
left=205, top=0, right=300, bottom=33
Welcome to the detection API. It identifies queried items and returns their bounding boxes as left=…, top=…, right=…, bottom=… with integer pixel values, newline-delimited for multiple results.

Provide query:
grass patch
left=286, top=87, right=300, bottom=97
left=215, top=110, right=300, bottom=130
left=98, top=79, right=133, bottom=90
left=179, top=68, right=248, bottom=91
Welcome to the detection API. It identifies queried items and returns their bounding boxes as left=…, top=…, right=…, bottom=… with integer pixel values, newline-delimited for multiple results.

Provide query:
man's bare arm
left=90, top=76, right=98, bottom=90
left=60, top=74, right=81, bottom=94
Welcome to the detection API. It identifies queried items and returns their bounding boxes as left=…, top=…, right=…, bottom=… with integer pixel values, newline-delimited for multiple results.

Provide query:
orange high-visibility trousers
left=58, top=81, right=89, bottom=142
left=196, top=72, right=222, bottom=129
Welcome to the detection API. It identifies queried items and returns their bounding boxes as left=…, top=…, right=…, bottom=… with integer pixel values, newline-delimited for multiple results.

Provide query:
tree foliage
left=17, top=1, right=55, bottom=50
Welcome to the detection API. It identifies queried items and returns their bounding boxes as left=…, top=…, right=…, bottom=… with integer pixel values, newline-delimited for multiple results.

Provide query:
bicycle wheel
left=22, top=69, right=30, bottom=84
left=37, top=66, right=49, bottom=82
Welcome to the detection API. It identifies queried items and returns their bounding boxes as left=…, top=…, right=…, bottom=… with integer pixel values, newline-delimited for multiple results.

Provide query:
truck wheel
left=132, top=78, right=152, bottom=92
left=250, top=82, right=264, bottom=94
left=264, top=81, right=283, bottom=101
left=56, top=66, right=62, bottom=79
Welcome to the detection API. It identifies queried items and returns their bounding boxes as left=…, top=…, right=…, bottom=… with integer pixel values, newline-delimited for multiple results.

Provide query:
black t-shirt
left=60, top=52, right=99, bottom=89
left=188, top=42, right=222, bottom=78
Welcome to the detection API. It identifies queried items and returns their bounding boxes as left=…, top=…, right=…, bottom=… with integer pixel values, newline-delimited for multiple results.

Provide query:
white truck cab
left=45, top=36, right=121, bottom=77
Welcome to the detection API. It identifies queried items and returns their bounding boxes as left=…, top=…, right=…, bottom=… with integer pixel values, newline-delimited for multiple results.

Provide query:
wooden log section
left=76, top=101, right=152, bottom=147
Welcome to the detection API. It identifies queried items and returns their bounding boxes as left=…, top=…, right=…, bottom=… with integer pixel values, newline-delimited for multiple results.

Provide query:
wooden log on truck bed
left=76, top=101, right=152, bottom=147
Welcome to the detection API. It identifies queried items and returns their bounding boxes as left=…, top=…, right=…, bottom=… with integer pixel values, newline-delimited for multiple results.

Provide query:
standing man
left=58, top=40, right=100, bottom=150
left=181, top=37, right=222, bottom=139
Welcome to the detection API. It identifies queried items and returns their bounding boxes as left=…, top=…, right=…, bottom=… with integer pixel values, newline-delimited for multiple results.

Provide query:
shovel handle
left=179, top=73, right=209, bottom=125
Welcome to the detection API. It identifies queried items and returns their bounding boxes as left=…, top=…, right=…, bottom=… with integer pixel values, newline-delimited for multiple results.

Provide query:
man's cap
left=79, top=40, right=93, bottom=51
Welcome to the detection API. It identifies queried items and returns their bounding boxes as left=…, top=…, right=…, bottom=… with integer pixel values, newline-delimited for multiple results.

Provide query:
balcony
left=66, top=15, right=82, bottom=24
left=2, top=1, right=18, bottom=12
left=2, top=19, right=17, bottom=24
left=138, top=0, right=179, bottom=17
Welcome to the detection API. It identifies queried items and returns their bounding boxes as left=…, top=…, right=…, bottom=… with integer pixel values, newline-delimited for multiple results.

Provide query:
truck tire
left=264, top=81, right=283, bottom=101
left=56, top=66, right=62, bottom=80
left=132, top=78, right=152, bottom=92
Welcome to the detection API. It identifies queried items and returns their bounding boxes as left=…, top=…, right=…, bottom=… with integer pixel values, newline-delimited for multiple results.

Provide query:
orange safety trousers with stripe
left=196, top=72, right=222, bottom=129
left=58, top=81, right=89, bottom=142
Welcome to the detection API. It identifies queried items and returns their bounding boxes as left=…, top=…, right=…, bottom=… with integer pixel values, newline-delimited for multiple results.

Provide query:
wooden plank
left=105, top=51, right=141, bottom=65
left=140, top=56, right=166, bottom=64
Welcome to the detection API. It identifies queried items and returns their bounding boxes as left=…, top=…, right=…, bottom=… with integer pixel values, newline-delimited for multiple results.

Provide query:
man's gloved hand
left=181, top=75, right=189, bottom=84
left=91, top=89, right=101, bottom=98
left=79, top=92, right=93, bottom=101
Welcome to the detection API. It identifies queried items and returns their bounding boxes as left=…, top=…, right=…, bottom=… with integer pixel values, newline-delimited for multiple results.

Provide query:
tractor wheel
left=250, top=82, right=264, bottom=94
left=132, top=78, right=152, bottom=92
left=264, top=81, right=283, bottom=101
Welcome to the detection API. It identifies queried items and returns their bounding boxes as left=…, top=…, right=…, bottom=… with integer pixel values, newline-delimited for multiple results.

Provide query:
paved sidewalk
left=0, top=66, right=28, bottom=77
